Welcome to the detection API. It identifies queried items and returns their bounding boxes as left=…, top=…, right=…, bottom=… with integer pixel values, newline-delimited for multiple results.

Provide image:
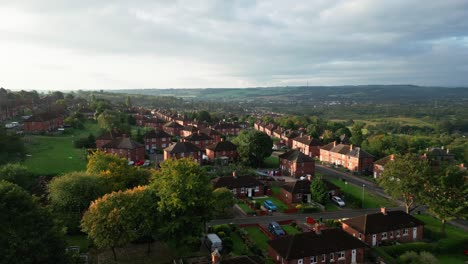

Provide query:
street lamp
left=362, top=184, right=365, bottom=208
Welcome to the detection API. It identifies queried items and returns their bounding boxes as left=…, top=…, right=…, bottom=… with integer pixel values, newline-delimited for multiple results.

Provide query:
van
left=205, top=233, right=222, bottom=252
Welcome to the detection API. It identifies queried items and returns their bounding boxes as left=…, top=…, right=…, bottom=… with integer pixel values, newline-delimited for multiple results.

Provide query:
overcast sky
left=1, top=0, right=468, bottom=90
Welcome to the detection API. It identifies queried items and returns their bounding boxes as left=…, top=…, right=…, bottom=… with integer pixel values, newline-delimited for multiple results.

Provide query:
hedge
left=381, top=242, right=435, bottom=257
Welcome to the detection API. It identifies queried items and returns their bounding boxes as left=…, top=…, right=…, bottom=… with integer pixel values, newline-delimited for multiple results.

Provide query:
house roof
left=25, top=112, right=62, bottom=122
left=164, top=142, right=201, bottom=154
left=212, top=175, right=263, bottom=189
left=199, top=128, right=221, bottom=137
left=374, top=155, right=394, bottom=166
left=206, top=140, right=237, bottom=152
left=425, top=147, right=455, bottom=158
left=330, top=144, right=351, bottom=154
left=348, top=147, right=374, bottom=158
left=282, top=130, right=300, bottom=139
left=321, top=142, right=336, bottom=151
left=341, top=210, right=424, bottom=235
left=268, top=228, right=367, bottom=260
left=282, top=179, right=311, bottom=194
left=293, top=135, right=322, bottom=146
left=212, top=122, right=241, bottom=129
left=144, top=129, right=172, bottom=139
left=221, top=256, right=263, bottom=264
left=184, top=132, right=213, bottom=141
left=279, top=149, right=314, bottom=163
left=163, top=121, right=183, bottom=128
left=182, top=125, right=199, bottom=132
left=101, top=137, right=143, bottom=149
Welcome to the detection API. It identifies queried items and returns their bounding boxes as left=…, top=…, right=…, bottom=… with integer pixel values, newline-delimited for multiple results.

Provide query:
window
left=162, top=144, right=166, bottom=147
left=241, top=187, right=245, bottom=194
left=255, top=186, right=259, bottom=192
left=181, top=153, right=185, bottom=157
left=338, top=251, right=345, bottom=259
left=390, top=231, right=393, bottom=238
left=330, top=253, right=334, bottom=262
left=403, top=229, right=408, bottom=236
left=382, top=232, right=387, bottom=240
left=321, top=254, right=326, bottom=262
left=310, top=256, right=317, bottom=264
left=152, top=138, right=156, bottom=142
left=396, top=230, right=400, bottom=237
left=232, top=189, right=237, bottom=194
left=162, top=138, right=166, bottom=141
left=298, top=259, right=303, bottom=264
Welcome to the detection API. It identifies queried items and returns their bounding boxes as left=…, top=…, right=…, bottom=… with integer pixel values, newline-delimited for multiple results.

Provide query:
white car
left=332, top=196, right=345, bottom=207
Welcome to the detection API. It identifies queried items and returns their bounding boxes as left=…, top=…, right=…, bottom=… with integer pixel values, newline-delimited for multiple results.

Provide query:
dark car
left=263, top=200, right=277, bottom=211
left=268, top=222, right=285, bottom=236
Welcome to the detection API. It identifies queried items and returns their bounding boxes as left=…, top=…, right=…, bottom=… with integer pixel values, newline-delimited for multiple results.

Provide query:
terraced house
left=279, top=149, right=315, bottom=178
left=292, top=134, right=322, bottom=157
left=320, top=142, right=374, bottom=174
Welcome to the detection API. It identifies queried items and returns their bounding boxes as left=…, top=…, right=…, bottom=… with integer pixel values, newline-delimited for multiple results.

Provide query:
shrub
left=213, top=224, right=231, bottom=235
left=301, top=207, right=320, bottom=213
left=217, top=231, right=226, bottom=238
left=324, top=219, right=341, bottom=228
left=222, top=237, right=233, bottom=253
left=382, top=242, right=435, bottom=257
left=254, top=202, right=261, bottom=209
left=436, top=238, right=468, bottom=254
left=290, top=222, right=297, bottom=227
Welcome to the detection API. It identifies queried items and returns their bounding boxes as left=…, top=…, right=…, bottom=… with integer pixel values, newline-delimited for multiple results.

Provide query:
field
left=263, top=155, right=279, bottom=169
left=281, top=225, right=301, bottom=235
left=244, top=226, right=270, bottom=251
left=254, top=196, right=289, bottom=212
left=329, top=179, right=397, bottom=208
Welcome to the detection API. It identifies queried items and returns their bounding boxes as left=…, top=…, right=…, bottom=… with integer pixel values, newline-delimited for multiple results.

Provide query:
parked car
left=135, top=160, right=145, bottom=166
left=128, top=161, right=135, bottom=166
left=263, top=200, right=277, bottom=211
left=332, top=196, right=345, bottom=207
left=268, top=222, right=286, bottom=236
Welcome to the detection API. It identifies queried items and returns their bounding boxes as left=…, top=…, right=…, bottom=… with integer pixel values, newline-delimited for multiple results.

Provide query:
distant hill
left=109, top=85, right=468, bottom=104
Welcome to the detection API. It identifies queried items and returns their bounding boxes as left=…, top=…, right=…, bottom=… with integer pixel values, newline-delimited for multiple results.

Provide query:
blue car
left=268, top=222, right=285, bottom=236
left=263, top=200, right=277, bottom=211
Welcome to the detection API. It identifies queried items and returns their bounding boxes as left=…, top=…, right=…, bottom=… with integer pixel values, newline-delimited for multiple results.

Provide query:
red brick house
left=23, top=112, right=64, bottom=133
left=181, top=132, right=213, bottom=150
left=163, top=142, right=202, bottom=165
left=341, top=209, right=424, bottom=247
left=95, top=131, right=124, bottom=149
left=162, top=121, right=184, bottom=136
left=205, top=140, right=238, bottom=162
left=281, top=130, right=300, bottom=148
left=320, top=142, right=374, bottom=174
left=279, top=149, right=315, bottom=178
left=212, top=173, right=264, bottom=198
left=212, top=122, right=242, bottom=136
left=373, top=155, right=394, bottom=178
left=198, top=128, right=222, bottom=143
left=279, top=179, right=312, bottom=204
left=422, top=147, right=456, bottom=167
left=143, top=129, right=172, bottom=151
left=180, top=125, right=199, bottom=137
left=268, top=228, right=367, bottom=264
left=254, top=120, right=265, bottom=132
left=292, top=134, right=322, bottom=157
left=99, top=136, right=145, bottom=162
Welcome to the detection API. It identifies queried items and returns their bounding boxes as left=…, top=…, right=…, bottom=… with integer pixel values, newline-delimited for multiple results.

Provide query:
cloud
left=0, top=0, right=467, bottom=90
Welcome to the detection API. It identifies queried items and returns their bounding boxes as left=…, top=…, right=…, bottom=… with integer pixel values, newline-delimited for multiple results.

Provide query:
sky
left=1, top=0, right=468, bottom=90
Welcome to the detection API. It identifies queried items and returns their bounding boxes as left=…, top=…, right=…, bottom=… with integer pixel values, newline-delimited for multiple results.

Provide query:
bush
left=217, top=231, right=226, bottom=238
left=436, top=238, right=468, bottom=254
left=254, top=202, right=261, bottom=209
left=213, top=224, right=231, bottom=236
left=382, top=242, right=435, bottom=257
left=301, top=207, right=320, bottom=213
left=222, top=237, right=233, bottom=253
left=290, top=222, right=297, bottom=227
left=324, top=219, right=341, bottom=228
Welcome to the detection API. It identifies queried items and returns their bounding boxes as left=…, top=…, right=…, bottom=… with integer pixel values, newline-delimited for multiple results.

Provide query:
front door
left=351, top=249, right=357, bottom=264
left=372, top=234, right=377, bottom=246
left=247, top=188, right=252, bottom=197
left=413, top=227, right=417, bottom=240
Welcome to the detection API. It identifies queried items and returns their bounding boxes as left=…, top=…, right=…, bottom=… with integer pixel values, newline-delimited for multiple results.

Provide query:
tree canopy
left=233, top=130, right=273, bottom=167
left=0, top=128, right=25, bottom=165
left=310, top=178, right=328, bottom=204
left=212, top=187, right=235, bottom=217
left=0, top=163, right=33, bottom=191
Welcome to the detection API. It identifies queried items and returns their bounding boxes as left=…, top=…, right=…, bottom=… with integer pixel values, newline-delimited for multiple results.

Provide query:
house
left=181, top=132, right=214, bottom=150
left=212, top=172, right=264, bottom=198
left=143, top=129, right=172, bottom=151
left=264, top=123, right=278, bottom=137
left=23, top=112, right=64, bottom=133
left=162, top=121, right=184, bottom=136
left=320, top=142, right=374, bottom=174
left=422, top=147, right=455, bottom=167
left=341, top=208, right=424, bottom=247
left=205, top=140, right=238, bottom=163
left=163, top=142, right=202, bottom=164
left=279, top=179, right=312, bottom=204
left=292, top=134, right=322, bottom=157
left=99, top=136, right=145, bottom=162
left=199, top=128, right=222, bottom=143
left=268, top=228, right=367, bottom=264
left=181, top=125, right=199, bottom=137
left=373, top=155, right=395, bottom=178
left=279, top=149, right=315, bottom=178
left=212, top=122, right=242, bottom=136
left=95, top=131, right=124, bottom=148
left=281, top=130, right=300, bottom=148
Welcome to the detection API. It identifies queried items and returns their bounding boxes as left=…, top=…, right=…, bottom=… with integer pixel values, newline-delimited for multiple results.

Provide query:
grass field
left=329, top=179, right=397, bottom=208
left=244, top=226, right=270, bottom=251
left=236, top=200, right=255, bottom=214
left=66, top=234, right=89, bottom=252
left=254, top=196, right=289, bottom=212
left=263, top=155, right=279, bottom=168
left=324, top=202, right=341, bottom=212
left=281, top=225, right=301, bottom=235
left=230, top=232, right=250, bottom=256
left=414, top=214, right=468, bottom=240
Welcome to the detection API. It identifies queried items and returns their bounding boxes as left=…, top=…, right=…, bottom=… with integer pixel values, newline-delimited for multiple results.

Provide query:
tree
left=0, top=181, right=68, bottom=264
left=150, top=158, right=212, bottom=248
left=48, top=172, right=110, bottom=233
left=422, top=165, right=467, bottom=236
left=197, top=110, right=212, bottom=122
left=310, top=178, right=328, bottom=204
left=0, top=163, right=33, bottom=190
left=81, top=186, right=158, bottom=260
left=233, top=130, right=273, bottom=167
left=378, top=154, right=430, bottom=213
left=97, top=110, right=120, bottom=133
left=125, top=96, right=132, bottom=108
left=399, top=251, right=438, bottom=264
left=87, top=151, right=151, bottom=191
left=350, top=122, right=365, bottom=146
left=0, top=127, right=25, bottom=165
left=212, top=188, right=235, bottom=217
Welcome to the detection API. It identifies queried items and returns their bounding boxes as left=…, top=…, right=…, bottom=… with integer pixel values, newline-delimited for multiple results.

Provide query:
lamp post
left=362, top=184, right=365, bottom=208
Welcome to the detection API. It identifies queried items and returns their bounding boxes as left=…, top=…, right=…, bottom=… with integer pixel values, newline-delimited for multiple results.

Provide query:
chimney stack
left=350, top=144, right=353, bottom=150
left=390, top=154, right=395, bottom=161
left=333, top=141, right=337, bottom=147
left=211, top=249, right=221, bottom=264
left=381, top=207, right=387, bottom=215
left=232, top=171, right=237, bottom=178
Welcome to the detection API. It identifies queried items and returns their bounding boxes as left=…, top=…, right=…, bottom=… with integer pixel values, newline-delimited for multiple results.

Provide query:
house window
left=310, top=256, right=317, bottom=264
left=181, top=153, right=185, bottom=157
left=162, top=144, right=166, bottom=147
left=241, top=188, right=245, bottom=194
left=255, top=186, right=259, bottom=192
left=390, top=231, right=394, bottom=238
left=330, top=253, right=334, bottom=261
left=232, top=189, right=237, bottom=194
left=382, top=232, right=387, bottom=240
left=321, top=254, right=326, bottom=262
left=338, top=251, right=345, bottom=259
left=152, top=138, right=156, bottom=142
left=396, top=230, right=400, bottom=237
left=162, top=138, right=166, bottom=141
left=403, top=229, right=408, bottom=236
left=298, top=259, right=303, bottom=264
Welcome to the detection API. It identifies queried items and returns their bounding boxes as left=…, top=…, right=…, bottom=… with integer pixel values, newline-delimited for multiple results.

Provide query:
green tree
left=422, top=165, right=467, bottom=236
left=378, top=154, right=430, bottom=213
left=212, top=187, right=235, bottom=217
left=151, top=158, right=212, bottom=248
left=125, top=96, right=132, bottom=108
left=0, top=163, right=33, bottom=190
left=48, top=172, right=110, bottom=233
left=350, top=122, right=365, bottom=146
left=81, top=186, right=158, bottom=260
left=197, top=110, right=212, bottom=122
left=0, top=127, right=25, bottom=165
left=310, top=178, right=328, bottom=204
left=233, top=130, right=273, bottom=167
left=399, top=251, right=438, bottom=264
left=0, top=181, right=68, bottom=264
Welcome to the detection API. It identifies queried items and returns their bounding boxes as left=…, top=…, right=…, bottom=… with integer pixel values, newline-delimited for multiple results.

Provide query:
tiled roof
left=279, top=149, right=314, bottom=163
left=268, top=228, right=367, bottom=260
left=164, top=142, right=201, bottom=154
left=206, top=140, right=237, bottom=151
left=348, top=147, right=373, bottom=158
left=163, top=121, right=183, bottom=128
left=199, top=128, right=221, bottom=136
left=282, top=130, right=300, bottom=139
left=184, top=132, right=213, bottom=141
left=212, top=175, right=263, bottom=189
left=182, top=125, right=199, bottom=132
left=374, top=155, right=394, bottom=166
left=101, top=137, right=143, bottom=149
left=144, top=129, right=172, bottom=139
left=330, top=144, right=350, bottom=154
left=321, top=142, right=335, bottom=151
left=282, top=179, right=311, bottom=194
left=341, top=210, right=424, bottom=235
left=212, top=122, right=241, bottom=129
left=293, top=135, right=322, bottom=146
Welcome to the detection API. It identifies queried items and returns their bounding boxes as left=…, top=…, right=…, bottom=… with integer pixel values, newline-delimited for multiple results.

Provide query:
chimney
left=211, top=249, right=221, bottom=264
left=221, top=137, right=224, bottom=142
left=307, top=174, right=313, bottom=181
left=232, top=171, right=237, bottom=178
left=314, top=223, right=322, bottom=235
left=381, top=207, right=387, bottom=215
left=350, top=144, right=353, bottom=150
left=390, top=154, right=395, bottom=161
left=333, top=141, right=336, bottom=147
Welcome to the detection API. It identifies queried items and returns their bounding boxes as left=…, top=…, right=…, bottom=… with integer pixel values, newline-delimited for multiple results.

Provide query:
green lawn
left=414, top=214, right=468, bottom=240
left=244, top=226, right=270, bottom=251
left=66, top=234, right=89, bottom=252
left=263, top=156, right=279, bottom=168
left=231, top=232, right=250, bottom=256
left=329, top=179, right=397, bottom=208
left=254, top=196, right=289, bottom=212
left=271, top=186, right=281, bottom=195
left=281, top=225, right=301, bottom=235
left=236, top=200, right=255, bottom=214
left=437, top=254, right=468, bottom=264
left=324, top=202, right=340, bottom=212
